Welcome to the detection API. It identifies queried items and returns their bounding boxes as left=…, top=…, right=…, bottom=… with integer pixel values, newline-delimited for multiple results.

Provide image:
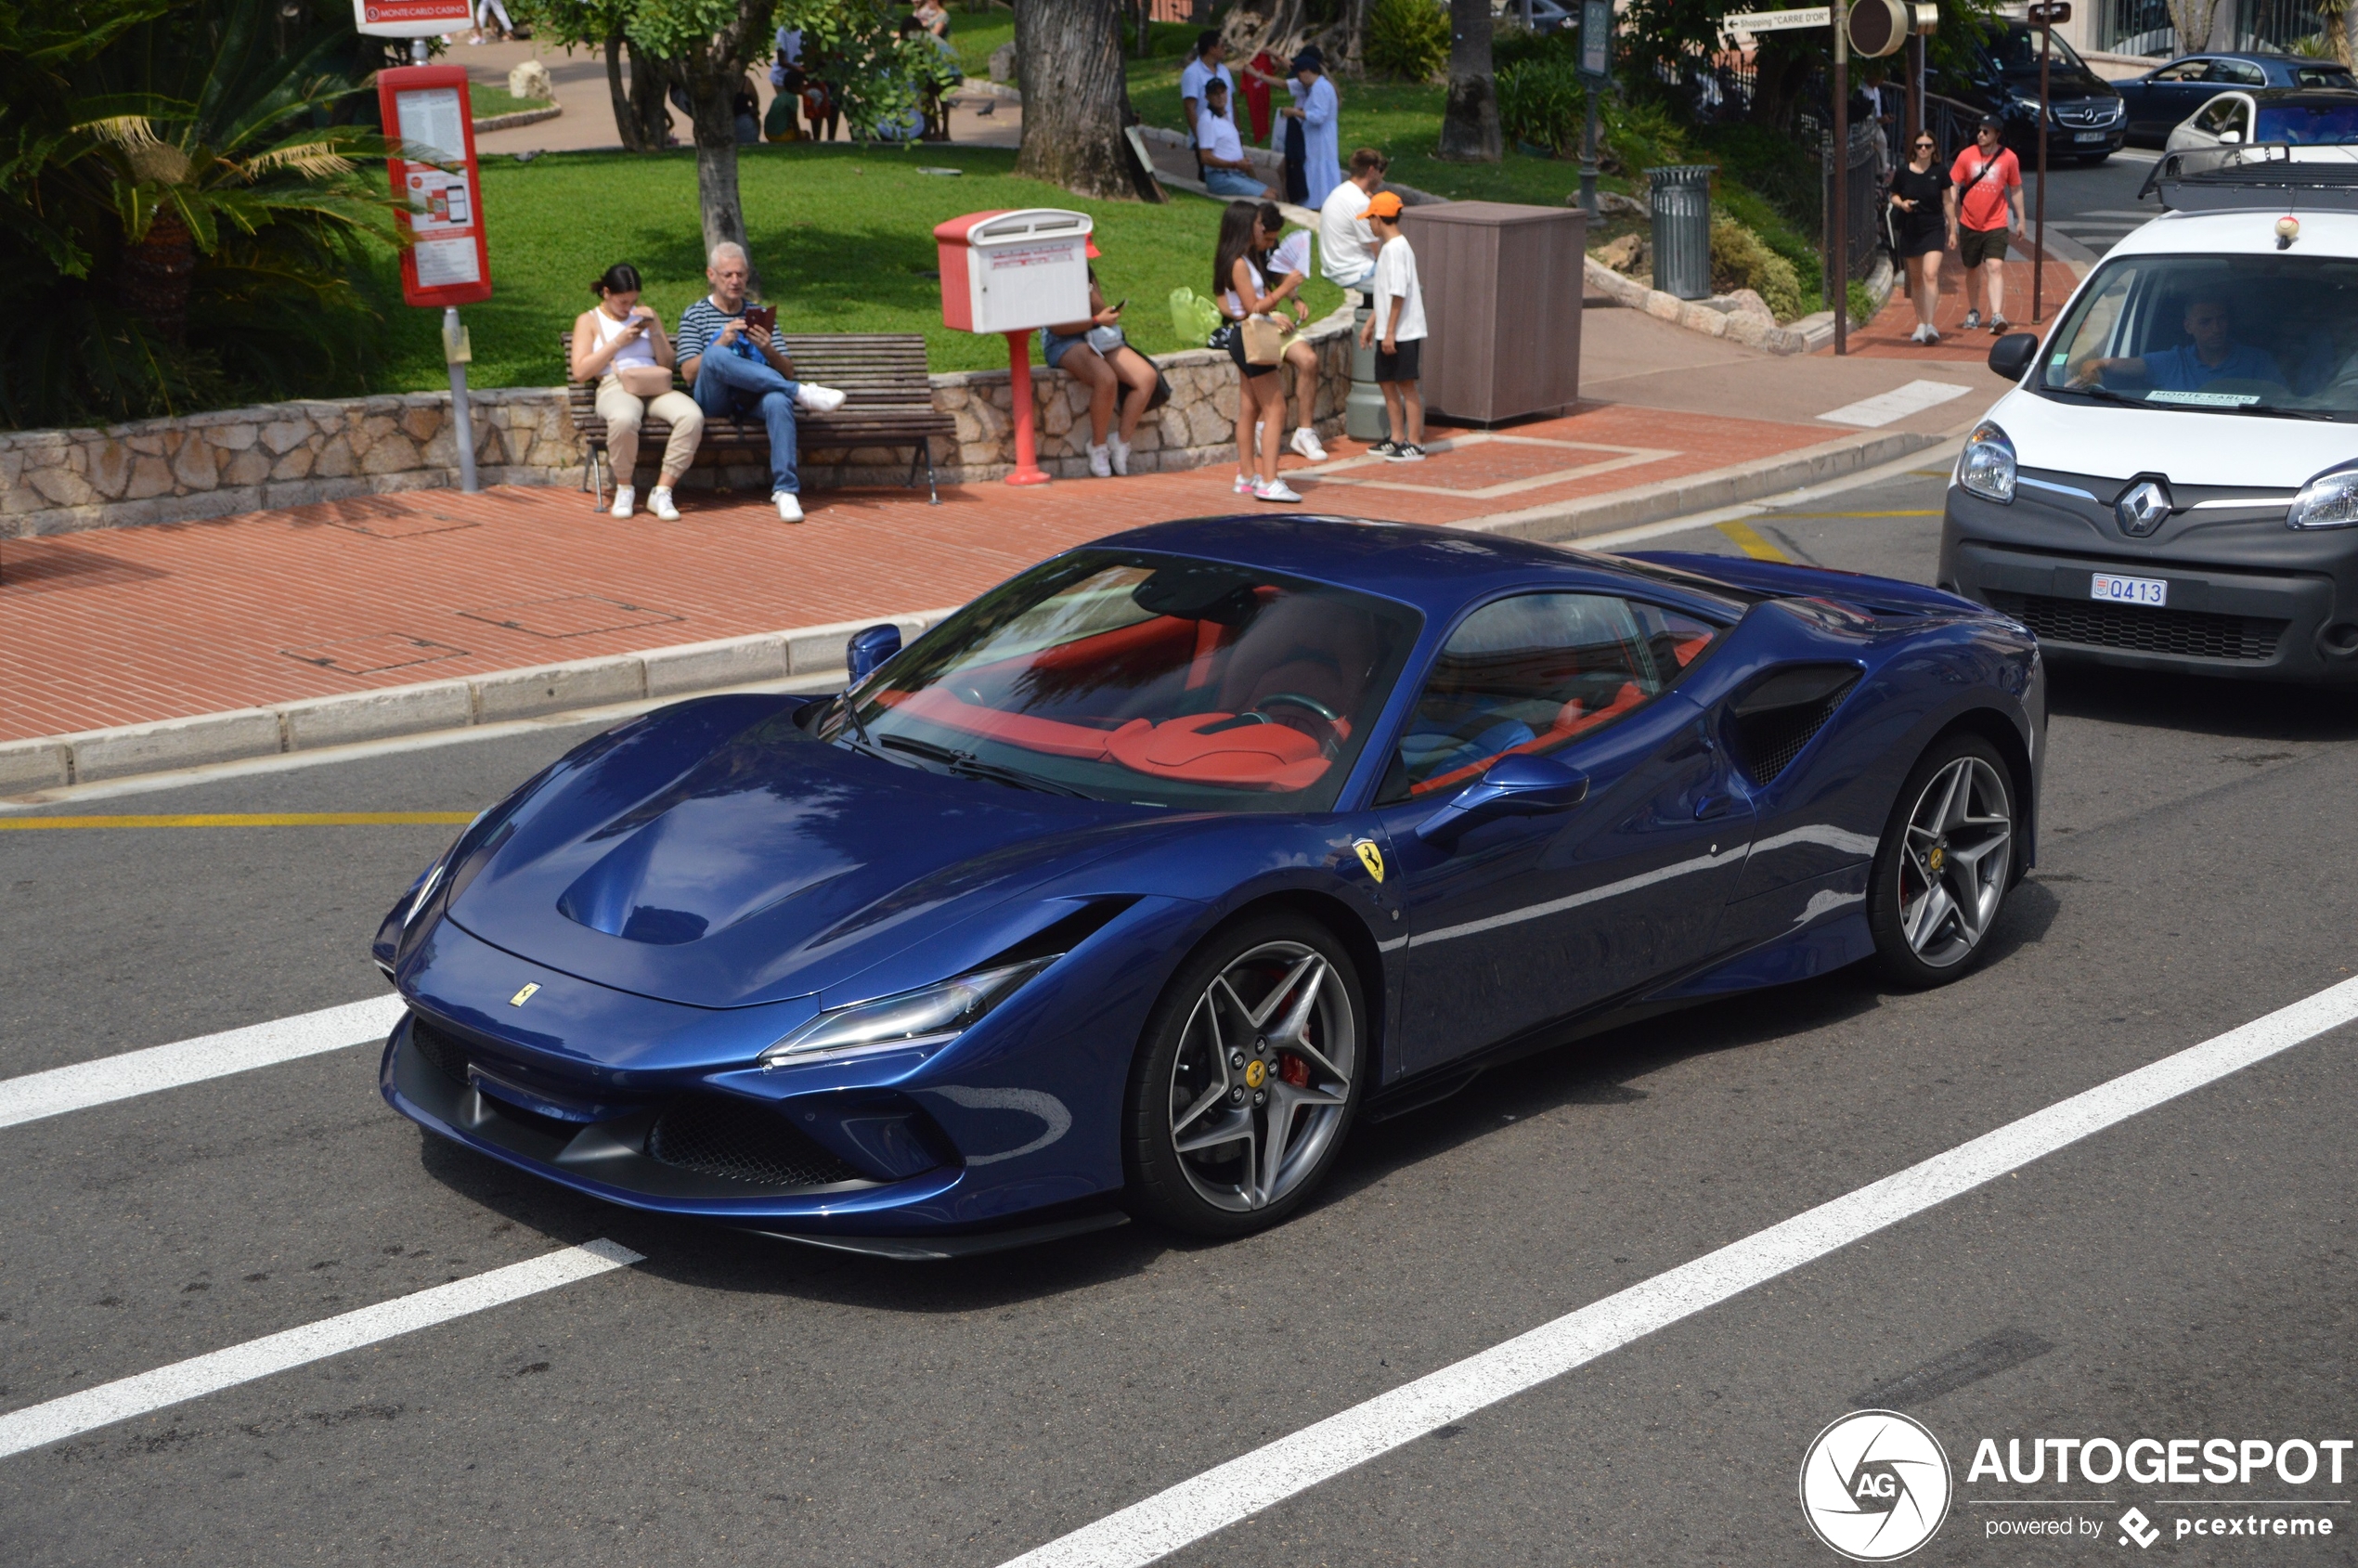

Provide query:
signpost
left=355, top=1, right=491, bottom=493
left=1577, top=0, right=1613, bottom=218
left=2028, top=0, right=2072, bottom=324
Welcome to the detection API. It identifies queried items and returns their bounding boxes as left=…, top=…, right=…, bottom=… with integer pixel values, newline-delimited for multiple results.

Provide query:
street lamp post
left=2028, top=1, right=2071, bottom=324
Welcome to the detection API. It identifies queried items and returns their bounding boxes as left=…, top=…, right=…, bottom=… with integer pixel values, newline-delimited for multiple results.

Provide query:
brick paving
left=1841, top=241, right=2078, bottom=360
left=0, top=400, right=1852, bottom=743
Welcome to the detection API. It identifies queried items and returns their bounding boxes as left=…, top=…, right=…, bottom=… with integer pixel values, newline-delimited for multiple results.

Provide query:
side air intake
left=1723, top=665, right=1861, bottom=786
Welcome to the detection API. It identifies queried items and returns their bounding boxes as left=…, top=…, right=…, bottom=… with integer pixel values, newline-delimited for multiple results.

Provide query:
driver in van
left=2068, top=293, right=2284, bottom=392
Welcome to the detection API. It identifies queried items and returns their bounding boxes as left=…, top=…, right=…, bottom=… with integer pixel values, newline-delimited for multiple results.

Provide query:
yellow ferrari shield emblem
left=1353, top=839, right=1385, bottom=883
left=1926, top=846, right=1946, bottom=875
left=510, top=982, right=540, bottom=1006
left=1244, top=1058, right=1267, bottom=1089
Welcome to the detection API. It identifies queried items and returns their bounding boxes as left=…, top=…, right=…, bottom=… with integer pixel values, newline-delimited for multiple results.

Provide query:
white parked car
left=2165, top=87, right=2358, bottom=155
left=1938, top=149, right=2358, bottom=683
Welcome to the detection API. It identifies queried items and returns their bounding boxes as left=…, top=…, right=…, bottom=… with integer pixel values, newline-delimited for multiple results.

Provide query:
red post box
left=933, top=210, right=1095, bottom=486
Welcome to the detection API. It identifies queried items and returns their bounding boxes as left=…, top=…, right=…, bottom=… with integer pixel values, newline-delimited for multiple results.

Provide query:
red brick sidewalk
left=0, top=401, right=1898, bottom=745
left=1841, top=241, right=2078, bottom=360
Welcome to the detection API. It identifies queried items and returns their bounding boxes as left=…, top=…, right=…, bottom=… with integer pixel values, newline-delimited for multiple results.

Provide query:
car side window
left=2296, top=66, right=2354, bottom=88
left=2154, top=58, right=2209, bottom=82
left=2194, top=97, right=2236, bottom=133
left=2209, top=58, right=2265, bottom=84
left=1379, top=593, right=1720, bottom=803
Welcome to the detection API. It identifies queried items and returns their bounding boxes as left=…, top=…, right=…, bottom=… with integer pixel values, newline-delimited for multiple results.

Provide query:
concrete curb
left=0, top=610, right=956, bottom=793
left=0, top=424, right=1955, bottom=794
left=472, top=104, right=562, bottom=134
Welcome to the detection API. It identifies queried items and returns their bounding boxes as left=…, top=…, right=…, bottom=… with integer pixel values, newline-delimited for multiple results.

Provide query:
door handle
left=1694, top=793, right=1737, bottom=821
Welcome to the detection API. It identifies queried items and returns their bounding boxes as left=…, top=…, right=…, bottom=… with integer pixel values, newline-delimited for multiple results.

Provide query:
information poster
left=375, top=66, right=492, bottom=308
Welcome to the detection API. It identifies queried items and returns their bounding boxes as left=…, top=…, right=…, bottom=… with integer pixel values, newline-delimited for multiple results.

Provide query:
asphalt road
left=2030, top=147, right=2164, bottom=260
left=5, top=468, right=2355, bottom=1567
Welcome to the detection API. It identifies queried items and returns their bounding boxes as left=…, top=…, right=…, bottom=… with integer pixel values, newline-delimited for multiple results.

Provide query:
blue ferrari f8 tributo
left=376, top=517, right=2042, bottom=1256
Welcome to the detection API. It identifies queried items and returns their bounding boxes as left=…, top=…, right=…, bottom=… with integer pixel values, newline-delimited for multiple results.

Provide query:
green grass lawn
left=468, top=86, right=554, bottom=120
left=369, top=142, right=1342, bottom=392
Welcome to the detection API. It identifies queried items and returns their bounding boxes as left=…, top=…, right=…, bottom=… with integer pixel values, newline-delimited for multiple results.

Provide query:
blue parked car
left=2115, top=51, right=2356, bottom=146
left=375, top=517, right=2043, bottom=1256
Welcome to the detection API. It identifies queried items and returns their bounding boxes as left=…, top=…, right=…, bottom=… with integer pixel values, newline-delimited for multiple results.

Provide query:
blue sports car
left=375, top=517, right=2043, bottom=1256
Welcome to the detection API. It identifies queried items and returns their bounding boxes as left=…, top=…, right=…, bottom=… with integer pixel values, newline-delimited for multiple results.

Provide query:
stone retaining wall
left=0, top=311, right=1354, bottom=538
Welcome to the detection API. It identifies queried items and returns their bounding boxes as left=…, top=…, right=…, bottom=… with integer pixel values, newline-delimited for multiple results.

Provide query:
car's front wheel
left=1123, top=914, right=1365, bottom=1238
left=1867, top=732, right=2017, bottom=987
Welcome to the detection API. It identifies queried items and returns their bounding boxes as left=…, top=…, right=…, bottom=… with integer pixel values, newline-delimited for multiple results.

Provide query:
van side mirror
left=1989, top=331, right=2039, bottom=381
left=1417, top=753, right=1590, bottom=844
left=847, top=624, right=903, bottom=681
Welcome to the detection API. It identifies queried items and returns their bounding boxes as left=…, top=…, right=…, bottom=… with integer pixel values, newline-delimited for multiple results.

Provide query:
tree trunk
left=629, top=46, right=675, bottom=150
left=683, top=44, right=755, bottom=290
left=1437, top=0, right=1500, bottom=162
left=122, top=209, right=197, bottom=343
left=605, top=33, right=642, bottom=152
left=2163, top=0, right=2222, bottom=53
left=1017, top=0, right=1139, bottom=199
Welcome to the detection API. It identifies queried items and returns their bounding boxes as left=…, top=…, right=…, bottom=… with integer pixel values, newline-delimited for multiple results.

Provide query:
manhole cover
left=282, top=634, right=471, bottom=674
left=457, top=595, right=684, bottom=639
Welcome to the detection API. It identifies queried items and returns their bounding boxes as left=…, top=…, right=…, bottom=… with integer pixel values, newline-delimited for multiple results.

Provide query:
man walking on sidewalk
left=1946, top=115, right=2025, bottom=336
left=677, top=242, right=845, bottom=524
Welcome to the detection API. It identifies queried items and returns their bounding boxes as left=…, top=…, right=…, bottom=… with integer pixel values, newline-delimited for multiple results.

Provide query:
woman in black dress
left=1888, top=132, right=1951, bottom=343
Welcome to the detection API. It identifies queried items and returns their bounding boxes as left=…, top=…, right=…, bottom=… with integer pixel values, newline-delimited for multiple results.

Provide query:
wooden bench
left=564, top=330, right=954, bottom=507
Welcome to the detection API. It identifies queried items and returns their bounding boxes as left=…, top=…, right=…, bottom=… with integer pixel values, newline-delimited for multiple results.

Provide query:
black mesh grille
left=1989, top=591, right=2286, bottom=662
left=1726, top=672, right=1859, bottom=786
left=408, top=1017, right=473, bottom=1085
left=647, top=1095, right=868, bottom=1188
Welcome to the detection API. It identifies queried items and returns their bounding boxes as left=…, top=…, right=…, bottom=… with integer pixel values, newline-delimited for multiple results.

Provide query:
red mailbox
left=933, top=209, right=1095, bottom=486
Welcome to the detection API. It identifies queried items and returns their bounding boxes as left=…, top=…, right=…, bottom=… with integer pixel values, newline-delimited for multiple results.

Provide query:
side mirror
left=846, top=624, right=902, bottom=682
left=1416, top=753, right=1590, bottom=844
left=1988, top=330, right=2039, bottom=381
left=2218, top=127, right=2243, bottom=143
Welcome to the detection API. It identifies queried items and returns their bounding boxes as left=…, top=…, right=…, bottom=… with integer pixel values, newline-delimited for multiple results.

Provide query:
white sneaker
left=1109, top=438, right=1131, bottom=476
left=775, top=491, right=804, bottom=523
left=1908, top=323, right=1929, bottom=343
left=1290, top=426, right=1328, bottom=463
left=609, top=486, right=635, bottom=519
left=1924, top=326, right=1941, bottom=343
left=648, top=486, right=679, bottom=521
left=796, top=383, right=847, bottom=413
left=1234, top=472, right=1255, bottom=495
left=1088, top=442, right=1112, bottom=478
left=1252, top=477, right=1302, bottom=503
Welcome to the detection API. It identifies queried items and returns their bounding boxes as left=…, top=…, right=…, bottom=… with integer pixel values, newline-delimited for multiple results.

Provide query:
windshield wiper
left=2222, top=403, right=2342, bottom=421
left=2044, top=382, right=2144, bottom=407
left=877, top=733, right=1093, bottom=797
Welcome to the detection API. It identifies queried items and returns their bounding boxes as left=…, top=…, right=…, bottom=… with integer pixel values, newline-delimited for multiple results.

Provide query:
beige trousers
left=595, top=379, right=705, bottom=485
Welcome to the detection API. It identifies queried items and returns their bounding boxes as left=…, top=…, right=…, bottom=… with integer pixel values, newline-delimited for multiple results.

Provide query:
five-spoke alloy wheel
left=1125, top=915, right=1363, bottom=1236
left=1869, top=732, right=2017, bottom=986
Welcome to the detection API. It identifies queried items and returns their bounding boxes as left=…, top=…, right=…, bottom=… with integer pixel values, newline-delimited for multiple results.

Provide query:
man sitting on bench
left=677, top=241, right=845, bottom=524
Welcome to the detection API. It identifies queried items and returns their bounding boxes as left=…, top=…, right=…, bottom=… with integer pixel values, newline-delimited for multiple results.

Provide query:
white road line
left=1818, top=380, right=1971, bottom=430
left=996, top=974, right=2358, bottom=1568
left=0, top=994, right=406, bottom=1130
left=0, top=1239, right=641, bottom=1460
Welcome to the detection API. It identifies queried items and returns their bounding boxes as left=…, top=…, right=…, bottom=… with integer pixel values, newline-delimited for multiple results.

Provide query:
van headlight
left=2287, top=462, right=2358, bottom=530
left=758, top=957, right=1056, bottom=1065
left=1958, top=421, right=2018, bottom=504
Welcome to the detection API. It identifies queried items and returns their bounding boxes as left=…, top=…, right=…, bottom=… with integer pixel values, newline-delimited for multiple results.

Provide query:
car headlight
left=758, top=957, right=1056, bottom=1065
left=1958, top=421, right=2018, bottom=504
left=2287, top=462, right=2358, bottom=530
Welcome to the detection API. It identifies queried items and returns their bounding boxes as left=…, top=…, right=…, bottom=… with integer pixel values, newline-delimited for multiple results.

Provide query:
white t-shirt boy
left=1371, top=234, right=1427, bottom=343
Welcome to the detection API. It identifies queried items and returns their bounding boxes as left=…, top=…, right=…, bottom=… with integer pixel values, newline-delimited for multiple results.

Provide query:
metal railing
left=2097, top=0, right=2175, bottom=56
left=2236, top=0, right=2326, bottom=50
left=1823, top=119, right=1884, bottom=299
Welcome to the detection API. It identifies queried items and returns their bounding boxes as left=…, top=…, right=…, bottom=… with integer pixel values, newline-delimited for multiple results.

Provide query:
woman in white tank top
left=571, top=263, right=706, bottom=519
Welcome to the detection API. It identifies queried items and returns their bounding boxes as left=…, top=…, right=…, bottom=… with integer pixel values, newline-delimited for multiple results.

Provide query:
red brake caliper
left=1277, top=1053, right=1309, bottom=1088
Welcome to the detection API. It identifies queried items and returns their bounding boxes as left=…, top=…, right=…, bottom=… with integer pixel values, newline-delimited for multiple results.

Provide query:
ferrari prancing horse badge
left=1353, top=839, right=1385, bottom=883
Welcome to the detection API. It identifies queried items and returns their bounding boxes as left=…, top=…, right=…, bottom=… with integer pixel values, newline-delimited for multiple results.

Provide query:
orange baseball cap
left=1360, top=190, right=1405, bottom=220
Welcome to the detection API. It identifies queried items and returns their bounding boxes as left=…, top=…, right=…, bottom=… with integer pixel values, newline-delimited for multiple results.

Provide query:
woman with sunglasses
left=1888, top=132, right=1951, bottom=344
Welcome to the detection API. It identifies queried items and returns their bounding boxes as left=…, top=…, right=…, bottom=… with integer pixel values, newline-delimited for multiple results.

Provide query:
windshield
left=2034, top=252, right=2358, bottom=421
left=2256, top=103, right=2358, bottom=143
left=1986, top=26, right=2088, bottom=73
left=819, top=550, right=1423, bottom=811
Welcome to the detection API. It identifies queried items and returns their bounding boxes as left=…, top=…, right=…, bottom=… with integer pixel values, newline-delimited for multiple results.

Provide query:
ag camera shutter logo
left=1800, top=1410, right=1953, bottom=1561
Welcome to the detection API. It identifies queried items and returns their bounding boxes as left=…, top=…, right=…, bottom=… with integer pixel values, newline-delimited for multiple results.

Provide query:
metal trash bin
left=1647, top=165, right=1715, bottom=301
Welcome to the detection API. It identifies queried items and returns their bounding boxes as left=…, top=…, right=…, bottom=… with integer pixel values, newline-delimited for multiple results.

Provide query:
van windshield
left=2033, top=252, right=2358, bottom=421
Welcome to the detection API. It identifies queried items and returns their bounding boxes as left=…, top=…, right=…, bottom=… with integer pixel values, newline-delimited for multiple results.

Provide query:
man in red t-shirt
left=1945, top=115, right=2026, bottom=334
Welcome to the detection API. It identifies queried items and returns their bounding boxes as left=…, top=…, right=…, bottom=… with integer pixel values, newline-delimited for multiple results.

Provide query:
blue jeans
left=1203, top=166, right=1264, bottom=197
left=692, top=348, right=800, bottom=495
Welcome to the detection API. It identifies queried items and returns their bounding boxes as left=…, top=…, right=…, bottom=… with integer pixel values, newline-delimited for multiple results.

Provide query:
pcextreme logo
left=1800, top=1409, right=1955, bottom=1562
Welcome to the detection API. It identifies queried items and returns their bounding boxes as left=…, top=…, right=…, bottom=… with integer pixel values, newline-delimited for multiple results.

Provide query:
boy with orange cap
left=1357, top=190, right=1426, bottom=460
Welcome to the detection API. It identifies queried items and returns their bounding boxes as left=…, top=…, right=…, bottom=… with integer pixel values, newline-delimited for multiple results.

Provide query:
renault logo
left=2116, top=478, right=2172, bottom=537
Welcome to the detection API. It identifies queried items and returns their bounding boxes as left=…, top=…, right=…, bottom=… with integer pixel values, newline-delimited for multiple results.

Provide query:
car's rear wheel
left=1867, top=732, right=2016, bottom=987
left=1123, top=914, right=1364, bottom=1238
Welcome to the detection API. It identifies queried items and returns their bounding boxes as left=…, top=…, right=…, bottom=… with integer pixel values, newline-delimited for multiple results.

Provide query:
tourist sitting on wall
left=1198, top=80, right=1276, bottom=200
left=1040, top=241, right=1161, bottom=478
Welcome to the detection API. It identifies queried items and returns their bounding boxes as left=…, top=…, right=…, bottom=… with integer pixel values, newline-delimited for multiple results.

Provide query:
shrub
left=1496, top=58, right=1587, bottom=153
left=1492, top=26, right=1581, bottom=71
left=1710, top=215, right=1804, bottom=321
left=1365, top=0, right=1451, bottom=81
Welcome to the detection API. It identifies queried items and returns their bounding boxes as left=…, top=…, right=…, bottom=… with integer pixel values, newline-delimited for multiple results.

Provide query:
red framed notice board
left=376, top=64, right=493, bottom=308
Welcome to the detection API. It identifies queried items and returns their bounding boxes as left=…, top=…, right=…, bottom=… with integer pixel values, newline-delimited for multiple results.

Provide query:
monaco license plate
left=2091, top=572, right=2167, bottom=607
left=2074, top=130, right=2106, bottom=142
